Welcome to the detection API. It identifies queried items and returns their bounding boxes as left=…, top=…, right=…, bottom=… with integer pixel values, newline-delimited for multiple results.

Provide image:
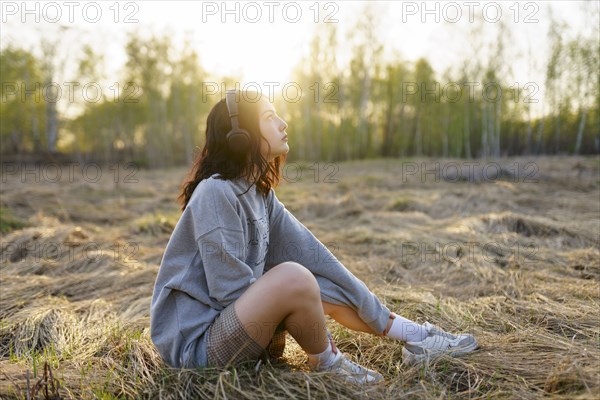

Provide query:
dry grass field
left=1, top=156, right=598, bottom=399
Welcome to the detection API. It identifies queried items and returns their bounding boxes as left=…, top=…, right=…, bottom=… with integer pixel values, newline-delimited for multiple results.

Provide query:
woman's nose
left=280, top=120, right=288, bottom=131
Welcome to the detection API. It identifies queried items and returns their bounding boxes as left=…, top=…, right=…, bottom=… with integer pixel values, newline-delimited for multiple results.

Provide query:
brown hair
left=177, top=90, right=286, bottom=211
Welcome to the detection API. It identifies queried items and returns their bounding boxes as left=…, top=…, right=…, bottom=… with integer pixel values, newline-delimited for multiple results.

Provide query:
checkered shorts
left=206, top=302, right=287, bottom=368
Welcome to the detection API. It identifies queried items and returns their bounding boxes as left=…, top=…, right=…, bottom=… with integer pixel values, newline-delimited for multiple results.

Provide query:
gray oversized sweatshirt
left=150, top=173, right=392, bottom=368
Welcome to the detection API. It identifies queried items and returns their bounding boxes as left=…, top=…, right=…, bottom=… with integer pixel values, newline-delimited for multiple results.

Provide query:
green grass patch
left=386, top=196, right=415, bottom=212
left=0, top=206, right=27, bottom=233
left=133, top=211, right=179, bottom=236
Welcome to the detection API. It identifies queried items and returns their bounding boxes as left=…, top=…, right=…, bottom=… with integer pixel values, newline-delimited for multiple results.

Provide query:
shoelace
left=341, top=356, right=369, bottom=376
left=425, top=323, right=459, bottom=340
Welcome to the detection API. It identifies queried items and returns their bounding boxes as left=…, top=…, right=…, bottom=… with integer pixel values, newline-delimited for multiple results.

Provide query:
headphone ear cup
left=227, top=128, right=251, bottom=154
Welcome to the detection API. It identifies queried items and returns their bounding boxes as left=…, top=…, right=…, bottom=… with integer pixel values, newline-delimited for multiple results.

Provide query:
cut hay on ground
left=1, top=156, right=598, bottom=399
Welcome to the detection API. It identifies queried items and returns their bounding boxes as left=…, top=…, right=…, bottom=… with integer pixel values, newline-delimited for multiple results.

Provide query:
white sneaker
left=402, top=322, right=478, bottom=365
left=310, top=350, right=385, bottom=385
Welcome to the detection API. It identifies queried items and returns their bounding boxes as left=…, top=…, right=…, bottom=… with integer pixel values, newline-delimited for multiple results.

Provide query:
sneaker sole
left=341, top=372, right=386, bottom=385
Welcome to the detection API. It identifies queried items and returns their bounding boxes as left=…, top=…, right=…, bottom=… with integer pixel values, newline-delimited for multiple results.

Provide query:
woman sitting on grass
left=149, top=89, right=478, bottom=385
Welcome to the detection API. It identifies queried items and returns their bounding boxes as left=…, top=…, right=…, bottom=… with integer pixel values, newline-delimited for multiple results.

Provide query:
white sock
left=307, top=331, right=339, bottom=369
left=385, top=314, right=429, bottom=342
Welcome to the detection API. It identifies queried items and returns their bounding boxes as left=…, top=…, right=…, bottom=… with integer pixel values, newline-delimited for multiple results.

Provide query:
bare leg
left=322, top=301, right=395, bottom=337
left=234, top=262, right=330, bottom=354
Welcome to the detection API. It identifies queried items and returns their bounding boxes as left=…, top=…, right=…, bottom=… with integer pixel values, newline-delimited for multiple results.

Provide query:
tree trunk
left=45, top=94, right=58, bottom=153
left=535, top=116, right=545, bottom=155
left=464, top=101, right=471, bottom=158
left=442, top=108, right=450, bottom=158
left=495, top=99, right=501, bottom=157
left=381, top=81, right=394, bottom=157
left=358, top=73, right=371, bottom=158
left=574, top=107, right=587, bottom=154
left=315, top=93, right=322, bottom=160
left=554, top=112, right=561, bottom=154
left=525, top=113, right=532, bottom=154
left=415, top=116, right=422, bottom=157
left=303, top=101, right=310, bottom=161
left=184, top=89, right=196, bottom=164
left=481, top=105, right=488, bottom=158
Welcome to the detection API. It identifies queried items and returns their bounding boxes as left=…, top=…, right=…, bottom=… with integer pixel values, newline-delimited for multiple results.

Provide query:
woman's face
left=257, top=98, right=289, bottom=162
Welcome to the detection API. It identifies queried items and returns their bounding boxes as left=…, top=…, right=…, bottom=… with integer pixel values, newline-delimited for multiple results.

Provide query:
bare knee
left=267, top=262, right=320, bottom=297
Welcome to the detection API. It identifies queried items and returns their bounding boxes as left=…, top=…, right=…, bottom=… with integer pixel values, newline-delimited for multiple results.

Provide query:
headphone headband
left=225, top=89, right=240, bottom=131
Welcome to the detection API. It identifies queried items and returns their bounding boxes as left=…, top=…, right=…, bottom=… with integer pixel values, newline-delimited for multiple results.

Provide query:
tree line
left=1, top=6, right=598, bottom=168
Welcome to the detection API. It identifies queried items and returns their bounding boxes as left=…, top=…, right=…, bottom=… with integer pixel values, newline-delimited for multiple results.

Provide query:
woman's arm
left=265, top=189, right=392, bottom=335
left=197, top=226, right=255, bottom=310
left=191, top=181, right=256, bottom=311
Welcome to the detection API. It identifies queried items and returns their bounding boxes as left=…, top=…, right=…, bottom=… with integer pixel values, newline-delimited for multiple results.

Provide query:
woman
left=149, top=90, right=478, bottom=385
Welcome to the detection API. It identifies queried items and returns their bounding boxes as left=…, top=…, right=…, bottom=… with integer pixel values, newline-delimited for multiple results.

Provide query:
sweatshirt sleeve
left=191, top=182, right=254, bottom=311
left=265, top=189, right=392, bottom=335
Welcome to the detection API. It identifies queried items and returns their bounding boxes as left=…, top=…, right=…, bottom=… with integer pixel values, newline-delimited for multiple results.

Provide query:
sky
left=2, top=0, right=597, bottom=117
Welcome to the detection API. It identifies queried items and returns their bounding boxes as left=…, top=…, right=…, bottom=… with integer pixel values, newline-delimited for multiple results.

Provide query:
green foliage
left=0, top=46, right=47, bottom=153
left=3, top=3, right=599, bottom=164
